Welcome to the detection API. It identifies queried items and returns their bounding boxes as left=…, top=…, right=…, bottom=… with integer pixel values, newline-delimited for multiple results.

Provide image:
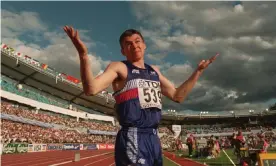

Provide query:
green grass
left=163, top=155, right=179, bottom=166
left=175, top=149, right=238, bottom=166
left=174, top=148, right=276, bottom=166
left=194, top=149, right=237, bottom=166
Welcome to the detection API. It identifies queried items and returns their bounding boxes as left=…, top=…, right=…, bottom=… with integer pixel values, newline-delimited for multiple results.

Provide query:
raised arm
left=152, top=53, right=218, bottom=103
left=63, top=26, right=118, bottom=95
left=80, top=59, right=119, bottom=95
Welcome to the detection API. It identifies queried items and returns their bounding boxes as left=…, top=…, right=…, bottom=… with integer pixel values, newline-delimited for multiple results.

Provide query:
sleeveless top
left=113, top=61, right=162, bottom=128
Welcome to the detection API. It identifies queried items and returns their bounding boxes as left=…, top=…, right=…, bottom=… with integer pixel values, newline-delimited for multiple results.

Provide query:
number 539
left=143, top=88, right=162, bottom=103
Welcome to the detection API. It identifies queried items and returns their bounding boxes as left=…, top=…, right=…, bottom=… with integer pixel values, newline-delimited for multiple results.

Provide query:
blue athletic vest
left=113, top=61, right=162, bottom=128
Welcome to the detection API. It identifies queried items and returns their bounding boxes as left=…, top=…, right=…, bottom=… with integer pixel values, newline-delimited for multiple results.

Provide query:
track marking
left=222, top=149, right=236, bottom=166
left=4, top=156, right=54, bottom=165
left=84, top=155, right=114, bottom=166
left=5, top=155, right=76, bottom=166
left=2, top=151, right=80, bottom=165
left=48, top=152, right=112, bottom=166
left=163, top=155, right=181, bottom=166
left=28, top=157, right=74, bottom=166
left=108, top=162, right=115, bottom=166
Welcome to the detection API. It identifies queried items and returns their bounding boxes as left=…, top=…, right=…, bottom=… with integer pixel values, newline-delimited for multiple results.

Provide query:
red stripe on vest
left=115, top=88, right=138, bottom=104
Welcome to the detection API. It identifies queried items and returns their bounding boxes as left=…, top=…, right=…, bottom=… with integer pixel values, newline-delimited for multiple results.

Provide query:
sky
left=1, top=1, right=276, bottom=115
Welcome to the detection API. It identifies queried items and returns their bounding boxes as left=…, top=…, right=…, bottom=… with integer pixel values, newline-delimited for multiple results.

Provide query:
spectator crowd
left=1, top=120, right=115, bottom=144
left=1, top=100, right=116, bottom=144
left=1, top=101, right=118, bottom=132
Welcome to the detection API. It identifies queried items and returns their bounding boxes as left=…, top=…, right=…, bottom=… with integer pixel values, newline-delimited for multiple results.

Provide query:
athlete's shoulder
left=150, top=65, right=161, bottom=75
left=106, top=61, right=127, bottom=73
left=150, top=65, right=159, bottom=70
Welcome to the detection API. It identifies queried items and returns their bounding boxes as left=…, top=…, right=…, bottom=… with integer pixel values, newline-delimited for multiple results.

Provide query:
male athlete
left=63, top=26, right=218, bottom=166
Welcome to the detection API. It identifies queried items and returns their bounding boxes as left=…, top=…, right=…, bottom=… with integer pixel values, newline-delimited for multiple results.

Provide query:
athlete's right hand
left=63, top=26, right=88, bottom=56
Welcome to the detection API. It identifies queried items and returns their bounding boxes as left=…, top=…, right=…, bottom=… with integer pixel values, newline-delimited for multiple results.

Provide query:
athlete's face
left=121, top=34, right=146, bottom=62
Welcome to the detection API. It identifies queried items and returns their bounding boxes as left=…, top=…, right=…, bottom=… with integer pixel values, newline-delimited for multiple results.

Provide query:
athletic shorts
left=115, top=127, right=162, bottom=166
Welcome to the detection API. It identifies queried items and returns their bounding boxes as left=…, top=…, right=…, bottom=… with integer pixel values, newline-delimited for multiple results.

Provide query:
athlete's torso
left=113, top=61, right=162, bottom=128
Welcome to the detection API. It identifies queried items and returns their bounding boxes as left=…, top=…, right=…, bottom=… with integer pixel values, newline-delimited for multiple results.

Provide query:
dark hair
left=119, top=29, right=144, bottom=48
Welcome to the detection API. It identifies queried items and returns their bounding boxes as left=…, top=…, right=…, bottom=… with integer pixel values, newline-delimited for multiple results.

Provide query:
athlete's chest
left=114, top=68, right=162, bottom=109
left=113, top=67, right=159, bottom=92
left=128, top=69, right=162, bottom=109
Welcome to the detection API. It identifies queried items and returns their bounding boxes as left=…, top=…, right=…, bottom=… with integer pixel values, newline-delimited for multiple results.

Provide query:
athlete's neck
left=128, top=59, right=145, bottom=69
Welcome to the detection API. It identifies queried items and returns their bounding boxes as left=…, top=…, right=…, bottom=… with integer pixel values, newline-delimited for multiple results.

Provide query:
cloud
left=1, top=9, right=109, bottom=79
left=1, top=9, right=47, bottom=38
left=163, top=63, right=194, bottom=86
left=146, top=53, right=167, bottom=63
left=131, top=2, right=276, bottom=113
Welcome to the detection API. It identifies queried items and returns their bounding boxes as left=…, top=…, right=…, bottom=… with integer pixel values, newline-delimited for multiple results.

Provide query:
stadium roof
left=1, top=51, right=115, bottom=116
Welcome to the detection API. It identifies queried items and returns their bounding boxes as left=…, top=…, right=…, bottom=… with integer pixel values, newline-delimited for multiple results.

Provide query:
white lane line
left=48, top=152, right=112, bottom=166
left=5, top=153, right=85, bottom=166
left=84, top=155, right=114, bottom=166
left=222, top=149, right=236, bottom=166
left=108, top=162, right=115, bottom=166
left=4, top=156, right=52, bottom=165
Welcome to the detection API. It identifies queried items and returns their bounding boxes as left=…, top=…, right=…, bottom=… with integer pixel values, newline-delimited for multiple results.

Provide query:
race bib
left=137, top=79, right=162, bottom=109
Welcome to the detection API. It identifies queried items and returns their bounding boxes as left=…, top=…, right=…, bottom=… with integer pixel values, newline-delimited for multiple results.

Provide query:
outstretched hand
left=63, top=26, right=88, bottom=56
left=197, top=53, right=219, bottom=72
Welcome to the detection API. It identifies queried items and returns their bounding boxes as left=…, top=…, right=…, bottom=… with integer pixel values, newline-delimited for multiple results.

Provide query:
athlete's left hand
left=197, top=53, right=219, bottom=72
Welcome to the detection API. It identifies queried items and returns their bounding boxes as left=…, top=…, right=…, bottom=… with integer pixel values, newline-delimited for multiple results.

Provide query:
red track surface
left=1, top=150, right=203, bottom=166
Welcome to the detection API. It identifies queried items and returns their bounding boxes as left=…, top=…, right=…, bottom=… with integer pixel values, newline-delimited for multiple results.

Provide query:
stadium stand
left=1, top=100, right=117, bottom=143
left=1, top=119, right=115, bottom=144
left=1, top=75, right=103, bottom=115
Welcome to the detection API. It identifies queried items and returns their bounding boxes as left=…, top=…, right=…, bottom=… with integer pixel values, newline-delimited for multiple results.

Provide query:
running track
left=1, top=150, right=204, bottom=166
